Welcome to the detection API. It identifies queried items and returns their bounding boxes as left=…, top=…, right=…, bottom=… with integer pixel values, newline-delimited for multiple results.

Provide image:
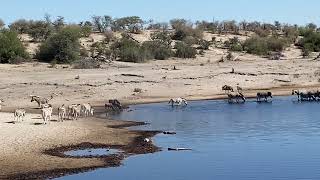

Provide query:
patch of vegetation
left=113, top=16, right=144, bottom=34
left=90, top=41, right=112, bottom=59
left=80, top=24, right=92, bottom=37
left=142, top=41, right=173, bottom=60
left=196, top=20, right=219, bottom=33
left=254, top=28, right=269, bottom=37
left=170, top=19, right=203, bottom=41
left=174, top=42, right=197, bottom=58
left=0, top=30, right=29, bottom=63
left=72, top=58, right=101, bottom=69
left=198, top=39, right=212, bottom=50
left=111, top=37, right=151, bottom=63
left=9, top=18, right=55, bottom=41
left=297, top=31, right=320, bottom=53
left=243, top=36, right=288, bottom=56
left=147, top=22, right=169, bottom=30
left=36, top=26, right=81, bottom=63
left=225, top=37, right=243, bottom=52
left=150, top=31, right=172, bottom=47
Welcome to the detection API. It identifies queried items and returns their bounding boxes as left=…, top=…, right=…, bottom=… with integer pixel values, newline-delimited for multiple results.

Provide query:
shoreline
left=1, top=57, right=320, bottom=179
left=0, top=111, right=160, bottom=180
left=8, top=130, right=161, bottom=180
left=90, top=84, right=320, bottom=107
left=1, top=84, right=319, bottom=179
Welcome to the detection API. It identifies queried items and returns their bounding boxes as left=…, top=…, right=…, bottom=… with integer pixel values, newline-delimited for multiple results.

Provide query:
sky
left=1, top=0, right=319, bottom=25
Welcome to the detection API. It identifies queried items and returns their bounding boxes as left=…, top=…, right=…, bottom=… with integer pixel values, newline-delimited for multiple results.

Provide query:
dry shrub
left=72, top=58, right=101, bottom=69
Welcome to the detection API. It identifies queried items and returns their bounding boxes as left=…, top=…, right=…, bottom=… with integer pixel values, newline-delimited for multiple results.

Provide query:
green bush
left=142, top=41, right=173, bottom=60
left=9, top=19, right=53, bottom=41
left=298, top=31, right=320, bottom=52
left=0, top=30, right=29, bottom=63
left=170, top=19, right=203, bottom=41
left=80, top=25, right=92, bottom=37
left=174, top=42, right=197, bottom=58
left=9, top=19, right=30, bottom=33
left=112, top=16, right=144, bottom=34
left=243, top=36, right=287, bottom=55
left=225, top=37, right=243, bottom=52
left=112, top=38, right=151, bottom=63
left=183, top=36, right=198, bottom=45
left=90, top=42, right=112, bottom=59
left=150, top=31, right=172, bottom=47
left=267, top=37, right=287, bottom=52
left=243, top=36, right=268, bottom=55
left=198, top=39, right=212, bottom=50
left=254, top=28, right=269, bottom=37
left=36, top=26, right=81, bottom=63
left=230, top=44, right=243, bottom=51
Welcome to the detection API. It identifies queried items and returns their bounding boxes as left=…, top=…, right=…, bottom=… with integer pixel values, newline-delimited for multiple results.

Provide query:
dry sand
left=0, top=112, right=135, bottom=178
left=1, top=32, right=320, bottom=179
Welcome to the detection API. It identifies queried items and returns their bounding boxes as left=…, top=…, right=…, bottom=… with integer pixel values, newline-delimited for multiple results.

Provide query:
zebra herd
left=292, top=90, right=320, bottom=101
left=10, top=96, right=126, bottom=124
left=3, top=88, right=320, bottom=124
left=222, top=85, right=320, bottom=103
left=144, top=89, right=320, bottom=108
left=10, top=95, right=95, bottom=124
left=222, top=85, right=273, bottom=103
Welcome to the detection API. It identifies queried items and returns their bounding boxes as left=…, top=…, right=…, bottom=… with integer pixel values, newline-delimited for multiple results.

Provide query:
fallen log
left=168, top=148, right=192, bottom=151
left=121, top=74, right=144, bottom=78
left=163, top=131, right=177, bottom=135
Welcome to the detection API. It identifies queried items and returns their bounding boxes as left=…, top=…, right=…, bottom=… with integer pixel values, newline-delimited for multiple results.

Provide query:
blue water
left=57, top=97, right=320, bottom=180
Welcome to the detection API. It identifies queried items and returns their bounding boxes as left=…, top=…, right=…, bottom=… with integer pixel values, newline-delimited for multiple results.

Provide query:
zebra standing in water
left=227, top=92, right=246, bottom=103
left=257, top=92, right=273, bottom=102
left=168, top=98, right=188, bottom=107
left=292, top=90, right=316, bottom=101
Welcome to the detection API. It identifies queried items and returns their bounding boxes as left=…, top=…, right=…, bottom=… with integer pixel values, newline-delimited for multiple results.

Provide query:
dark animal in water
left=257, top=92, right=273, bottom=102
left=227, top=92, right=246, bottom=103
left=313, top=90, right=320, bottom=100
left=292, top=90, right=316, bottom=101
left=105, top=99, right=124, bottom=112
left=109, top=99, right=122, bottom=109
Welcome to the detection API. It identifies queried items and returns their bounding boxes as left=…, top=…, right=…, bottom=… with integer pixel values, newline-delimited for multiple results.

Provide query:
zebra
left=292, top=90, right=316, bottom=101
left=257, top=92, right=273, bottom=102
left=41, top=105, right=53, bottom=125
left=168, top=98, right=188, bottom=106
left=14, top=109, right=26, bottom=122
left=227, top=92, right=246, bottom=103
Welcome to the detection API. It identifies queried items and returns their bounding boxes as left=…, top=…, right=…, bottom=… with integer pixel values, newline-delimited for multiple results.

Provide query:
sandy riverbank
left=1, top=55, right=320, bottom=179
left=0, top=111, right=159, bottom=179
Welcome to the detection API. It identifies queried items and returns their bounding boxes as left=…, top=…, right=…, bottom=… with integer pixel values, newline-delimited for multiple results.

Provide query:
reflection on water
left=58, top=97, right=320, bottom=180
